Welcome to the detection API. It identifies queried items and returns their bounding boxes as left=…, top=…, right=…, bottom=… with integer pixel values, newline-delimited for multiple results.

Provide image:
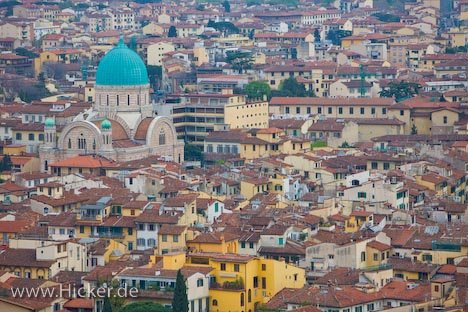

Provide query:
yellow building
left=34, top=48, right=83, bottom=76
left=157, top=224, right=187, bottom=255
left=264, top=64, right=324, bottom=96
left=345, top=211, right=373, bottom=233
left=186, top=253, right=305, bottom=312
left=2, top=144, right=26, bottom=155
left=188, top=232, right=239, bottom=254
left=240, top=177, right=270, bottom=200
left=76, top=198, right=138, bottom=251
left=224, top=99, right=269, bottom=129
left=365, top=241, right=392, bottom=268
left=415, top=173, right=448, bottom=197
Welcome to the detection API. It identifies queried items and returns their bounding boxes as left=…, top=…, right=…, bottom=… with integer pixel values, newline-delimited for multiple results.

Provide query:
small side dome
left=44, top=118, right=55, bottom=128
left=101, top=119, right=112, bottom=130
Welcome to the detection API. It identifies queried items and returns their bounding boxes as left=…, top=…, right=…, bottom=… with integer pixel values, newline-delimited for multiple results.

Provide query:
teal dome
left=44, top=118, right=55, bottom=127
left=101, top=119, right=112, bottom=130
left=95, top=37, right=149, bottom=86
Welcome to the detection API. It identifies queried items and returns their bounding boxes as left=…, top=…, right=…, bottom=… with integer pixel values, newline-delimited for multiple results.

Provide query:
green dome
left=101, top=119, right=112, bottom=130
left=95, top=37, right=149, bottom=86
left=44, top=118, right=55, bottom=127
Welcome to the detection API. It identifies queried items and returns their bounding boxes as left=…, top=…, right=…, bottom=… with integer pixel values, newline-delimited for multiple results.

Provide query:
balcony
left=94, top=231, right=124, bottom=239
left=79, top=214, right=102, bottom=221
left=210, top=278, right=244, bottom=290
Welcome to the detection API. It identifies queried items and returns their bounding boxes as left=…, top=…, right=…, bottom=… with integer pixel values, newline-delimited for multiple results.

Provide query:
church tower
left=101, top=119, right=113, bottom=151
left=44, top=118, right=56, bottom=148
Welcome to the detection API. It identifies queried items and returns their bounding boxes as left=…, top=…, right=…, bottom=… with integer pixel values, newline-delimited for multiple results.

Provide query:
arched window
left=248, top=289, right=251, bottom=303
left=212, top=300, right=218, bottom=306
left=240, top=293, right=244, bottom=306
left=77, top=134, right=86, bottom=150
left=106, top=95, right=109, bottom=106
left=128, top=94, right=130, bottom=105
left=159, top=129, right=166, bottom=145
left=93, top=139, right=96, bottom=150
left=137, top=94, right=140, bottom=105
left=116, top=95, right=119, bottom=106
left=68, top=138, right=72, bottom=149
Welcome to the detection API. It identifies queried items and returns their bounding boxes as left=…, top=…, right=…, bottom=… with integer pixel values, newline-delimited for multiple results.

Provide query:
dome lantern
left=44, top=118, right=55, bottom=128
left=101, top=119, right=112, bottom=130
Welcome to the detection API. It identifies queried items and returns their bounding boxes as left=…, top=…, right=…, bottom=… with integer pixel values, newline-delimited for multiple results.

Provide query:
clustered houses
left=0, top=0, right=468, bottom=311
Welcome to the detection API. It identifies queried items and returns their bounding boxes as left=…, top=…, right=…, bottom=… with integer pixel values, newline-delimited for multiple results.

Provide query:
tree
left=172, top=270, right=188, bottom=312
left=372, top=12, right=400, bottom=23
left=326, top=30, right=351, bottom=45
left=103, top=296, right=113, bottom=312
left=314, top=28, right=320, bottom=43
left=120, top=302, right=172, bottom=312
left=243, top=81, right=271, bottom=100
left=210, top=21, right=239, bottom=36
left=379, top=81, right=421, bottom=102
left=147, top=65, right=162, bottom=88
left=14, top=47, right=38, bottom=59
left=168, top=26, right=177, bottom=38
left=0, top=155, right=12, bottom=171
left=411, top=124, right=418, bottom=135
left=272, top=77, right=314, bottom=97
left=223, top=0, right=230, bottom=12
left=246, top=0, right=261, bottom=6
left=184, top=144, right=203, bottom=162
left=128, top=36, right=137, bottom=51
left=226, top=51, right=253, bottom=74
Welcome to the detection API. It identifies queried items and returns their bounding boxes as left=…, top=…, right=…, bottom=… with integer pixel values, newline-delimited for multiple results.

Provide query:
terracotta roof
left=159, top=224, right=186, bottom=235
left=271, top=97, right=394, bottom=107
left=367, top=240, right=391, bottom=251
left=91, top=119, right=128, bottom=141
left=188, top=232, right=239, bottom=244
left=0, top=249, right=55, bottom=268
left=163, top=193, right=198, bottom=207
left=134, top=117, right=153, bottom=140
left=49, top=155, right=118, bottom=168
left=0, top=220, right=31, bottom=233
left=270, top=118, right=307, bottom=129
left=64, top=298, right=93, bottom=309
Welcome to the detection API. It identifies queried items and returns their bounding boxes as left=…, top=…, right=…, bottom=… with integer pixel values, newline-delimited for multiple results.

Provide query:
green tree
left=147, top=65, right=162, bottom=88
left=0, top=155, right=12, bottom=171
left=14, top=47, right=38, bottom=59
left=184, top=144, right=204, bottom=162
left=243, top=81, right=271, bottom=100
left=168, top=26, right=177, bottom=38
left=411, top=124, right=418, bottom=135
left=172, top=270, right=188, bottom=312
left=103, top=296, right=113, bottom=312
left=326, top=29, right=351, bottom=45
left=210, top=21, right=239, bottom=35
left=226, top=51, right=253, bottom=73
left=223, top=0, right=230, bottom=12
left=372, top=12, right=400, bottom=23
left=314, top=28, right=320, bottom=43
left=272, top=77, right=314, bottom=97
left=120, top=302, right=172, bottom=312
left=128, top=36, right=137, bottom=51
left=379, top=81, right=421, bottom=102
left=246, top=0, right=261, bottom=6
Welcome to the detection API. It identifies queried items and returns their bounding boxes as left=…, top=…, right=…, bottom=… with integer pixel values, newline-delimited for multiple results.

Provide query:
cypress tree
left=172, top=270, right=188, bottom=312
